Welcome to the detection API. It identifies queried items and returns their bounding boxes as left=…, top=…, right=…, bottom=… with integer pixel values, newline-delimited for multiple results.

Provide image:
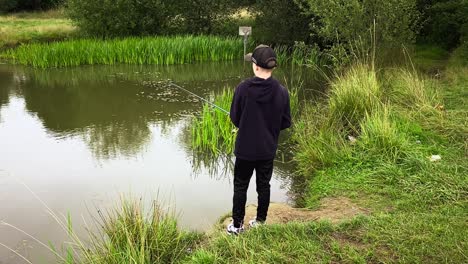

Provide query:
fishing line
left=168, top=82, right=230, bottom=115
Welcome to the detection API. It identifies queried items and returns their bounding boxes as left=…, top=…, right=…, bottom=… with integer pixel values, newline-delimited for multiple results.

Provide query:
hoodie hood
left=247, top=77, right=276, bottom=103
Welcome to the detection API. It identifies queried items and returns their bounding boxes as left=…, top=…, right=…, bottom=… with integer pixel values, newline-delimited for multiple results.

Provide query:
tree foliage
left=67, top=0, right=179, bottom=37
left=251, top=0, right=314, bottom=45
left=299, top=0, right=421, bottom=48
left=417, top=0, right=468, bottom=49
left=66, top=0, right=243, bottom=36
left=0, top=0, right=64, bottom=13
left=177, top=0, right=238, bottom=34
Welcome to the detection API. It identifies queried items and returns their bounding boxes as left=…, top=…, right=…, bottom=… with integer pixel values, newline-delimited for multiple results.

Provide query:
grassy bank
left=187, top=48, right=467, bottom=262
left=3, top=36, right=243, bottom=68
left=288, top=56, right=467, bottom=261
left=0, top=9, right=76, bottom=50
left=11, top=50, right=460, bottom=264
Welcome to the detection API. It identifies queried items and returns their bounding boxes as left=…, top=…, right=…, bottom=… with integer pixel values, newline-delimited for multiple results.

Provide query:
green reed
left=191, top=88, right=235, bottom=155
left=5, top=36, right=243, bottom=68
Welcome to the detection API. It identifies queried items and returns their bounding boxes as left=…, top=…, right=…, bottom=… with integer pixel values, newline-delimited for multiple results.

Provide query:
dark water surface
left=0, top=62, right=315, bottom=263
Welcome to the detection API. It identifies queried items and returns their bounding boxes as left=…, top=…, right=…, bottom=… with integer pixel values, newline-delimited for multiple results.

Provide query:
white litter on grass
left=348, top=135, right=357, bottom=144
left=430, top=155, right=442, bottom=162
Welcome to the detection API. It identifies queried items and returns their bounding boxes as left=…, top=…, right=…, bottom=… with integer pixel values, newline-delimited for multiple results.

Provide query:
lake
left=0, top=61, right=314, bottom=263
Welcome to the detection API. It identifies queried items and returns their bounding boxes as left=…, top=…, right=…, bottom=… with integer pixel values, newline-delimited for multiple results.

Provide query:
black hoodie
left=230, top=76, right=291, bottom=160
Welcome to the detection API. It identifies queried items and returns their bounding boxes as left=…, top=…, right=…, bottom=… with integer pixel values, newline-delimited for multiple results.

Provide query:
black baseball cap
left=244, top=44, right=277, bottom=69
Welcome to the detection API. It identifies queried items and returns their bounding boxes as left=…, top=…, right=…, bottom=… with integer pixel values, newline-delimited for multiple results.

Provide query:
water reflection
left=0, top=63, right=246, bottom=160
left=0, top=69, right=12, bottom=123
left=0, top=62, right=320, bottom=161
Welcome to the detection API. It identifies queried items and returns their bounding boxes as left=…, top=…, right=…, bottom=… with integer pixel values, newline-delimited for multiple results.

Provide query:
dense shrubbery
left=299, top=0, right=421, bottom=49
left=66, top=0, right=179, bottom=36
left=417, top=0, right=468, bottom=49
left=251, top=0, right=314, bottom=45
left=66, top=0, right=242, bottom=37
left=0, top=0, right=63, bottom=13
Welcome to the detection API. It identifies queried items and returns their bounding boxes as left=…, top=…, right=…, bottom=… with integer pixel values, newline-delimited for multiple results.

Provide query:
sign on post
left=239, top=27, right=252, bottom=57
left=239, top=27, right=252, bottom=36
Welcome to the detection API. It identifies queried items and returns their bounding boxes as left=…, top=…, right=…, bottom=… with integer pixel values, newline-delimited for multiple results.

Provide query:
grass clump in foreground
left=54, top=198, right=201, bottom=264
left=3, top=36, right=243, bottom=68
left=0, top=9, right=76, bottom=50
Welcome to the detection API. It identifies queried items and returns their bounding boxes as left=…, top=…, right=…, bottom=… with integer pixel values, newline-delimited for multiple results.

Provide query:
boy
left=227, top=44, right=291, bottom=235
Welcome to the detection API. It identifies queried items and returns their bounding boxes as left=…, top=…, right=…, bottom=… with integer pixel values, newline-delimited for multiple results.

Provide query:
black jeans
left=232, top=158, right=274, bottom=228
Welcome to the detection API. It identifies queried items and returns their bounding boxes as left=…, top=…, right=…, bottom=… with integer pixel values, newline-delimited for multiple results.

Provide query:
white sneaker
left=226, top=222, right=244, bottom=235
left=248, top=218, right=265, bottom=228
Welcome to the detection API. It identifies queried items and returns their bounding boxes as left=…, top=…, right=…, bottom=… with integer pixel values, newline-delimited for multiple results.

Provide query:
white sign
left=239, top=26, right=252, bottom=36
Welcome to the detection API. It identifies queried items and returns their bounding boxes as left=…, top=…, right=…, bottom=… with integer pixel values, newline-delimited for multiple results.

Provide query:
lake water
left=0, top=62, right=315, bottom=263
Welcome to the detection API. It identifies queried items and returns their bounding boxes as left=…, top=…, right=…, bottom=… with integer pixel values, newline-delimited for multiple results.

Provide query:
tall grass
left=384, top=68, right=440, bottom=112
left=191, top=88, right=236, bottom=155
left=358, top=106, right=411, bottom=162
left=292, top=61, right=441, bottom=175
left=5, top=36, right=243, bottom=68
left=329, top=64, right=382, bottom=131
left=71, top=198, right=200, bottom=264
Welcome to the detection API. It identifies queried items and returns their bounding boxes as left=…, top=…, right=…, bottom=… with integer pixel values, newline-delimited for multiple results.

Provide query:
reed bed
left=5, top=36, right=243, bottom=68
left=191, top=88, right=236, bottom=155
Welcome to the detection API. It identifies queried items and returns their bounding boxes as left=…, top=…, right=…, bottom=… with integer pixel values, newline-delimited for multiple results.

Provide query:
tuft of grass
left=292, top=103, right=351, bottom=175
left=78, top=198, right=200, bottom=264
left=4, top=36, right=243, bottom=68
left=329, top=64, right=382, bottom=131
left=358, top=106, right=411, bottom=162
left=384, top=68, right=440, bottom=112
left=52, top=197, right=202, bottom=264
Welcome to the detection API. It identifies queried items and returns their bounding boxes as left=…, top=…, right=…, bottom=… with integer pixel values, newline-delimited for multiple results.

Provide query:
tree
left=67, top=0, right=179, bottom=37
left=177, top=0, right=238, bottom=34
left=417, top=0, right=468, bottom=49
left=252, top=0, right=314, bottom=45
left=300, top=0, right=421, bottom=48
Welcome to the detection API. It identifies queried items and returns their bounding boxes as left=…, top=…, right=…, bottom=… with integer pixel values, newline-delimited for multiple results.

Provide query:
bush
left=418, top=0, right=468, bottom=49
left=176, top=0, right=238, bottom=35
left=0, top=0, right=17, bottom=12
left=66, top=0, right=179, bottom=37
left=0, top=0, right=64, bottom=12
left=300, top=0, right=420, bottom=54
left=252, top=0, right=314, bottom=45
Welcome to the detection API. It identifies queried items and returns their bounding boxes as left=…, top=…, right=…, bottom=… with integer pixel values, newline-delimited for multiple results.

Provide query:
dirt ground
left=221, top=197, right=369, bottom=228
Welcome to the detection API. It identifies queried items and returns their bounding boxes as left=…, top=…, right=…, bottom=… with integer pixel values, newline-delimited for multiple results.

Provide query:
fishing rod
left=168, top=82, right=230, bottom=115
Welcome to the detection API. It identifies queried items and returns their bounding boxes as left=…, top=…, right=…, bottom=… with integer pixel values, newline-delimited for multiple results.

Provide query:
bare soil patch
left=222, top=197, right=369, bottom=227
